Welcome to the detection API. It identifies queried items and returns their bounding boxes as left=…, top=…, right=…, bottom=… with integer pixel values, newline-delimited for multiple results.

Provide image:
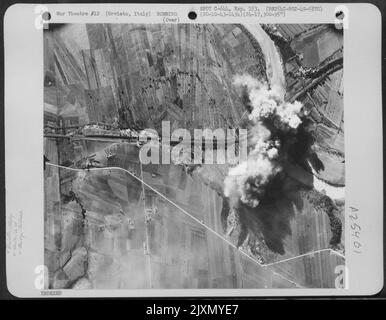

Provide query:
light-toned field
left=44, top=23, right=345, bottom=289
left=45, top=139, right=344, bottom=288
left=44, top=24, right=267, bottom=131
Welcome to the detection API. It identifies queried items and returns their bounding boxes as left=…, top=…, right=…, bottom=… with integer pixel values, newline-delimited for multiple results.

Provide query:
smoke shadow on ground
left=282, top=117, right=325, bottom=174
left=228, top=113, right=327, bottom=255
left=227, top=114, right=326, bottom=255
left=237, top=173, right=308, bottom=254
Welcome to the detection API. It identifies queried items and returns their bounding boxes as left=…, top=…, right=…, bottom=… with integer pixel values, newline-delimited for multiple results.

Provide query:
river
left=243, top=23, right=345, bottom=200
left=243, top=24, right=286, bottom=99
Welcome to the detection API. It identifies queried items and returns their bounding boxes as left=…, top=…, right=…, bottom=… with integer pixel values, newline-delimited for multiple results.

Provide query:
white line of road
left=263, top=248, right=345, bottom=267
left=46, top=163, right=344, bottom=287
left=139, top=161, right=153, bottom=289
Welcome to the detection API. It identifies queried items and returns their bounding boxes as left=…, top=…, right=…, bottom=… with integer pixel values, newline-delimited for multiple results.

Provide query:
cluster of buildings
left=267, top=23, right=344, bottom=152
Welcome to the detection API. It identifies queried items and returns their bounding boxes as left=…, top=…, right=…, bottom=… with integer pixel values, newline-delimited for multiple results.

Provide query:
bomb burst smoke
left=224, top=75, right=304, bottom=208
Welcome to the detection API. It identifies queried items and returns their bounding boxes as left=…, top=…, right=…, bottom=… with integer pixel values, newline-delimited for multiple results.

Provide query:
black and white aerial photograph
left=43, top=23, right=345, bottom=289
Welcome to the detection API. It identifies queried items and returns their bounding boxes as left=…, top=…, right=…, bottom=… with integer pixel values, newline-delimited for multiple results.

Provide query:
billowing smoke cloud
left=224, top=75, right=304, bottom=207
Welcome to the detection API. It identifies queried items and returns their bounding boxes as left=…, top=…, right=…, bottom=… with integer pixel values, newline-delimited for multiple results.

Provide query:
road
left=44, top=26, right=344, bottom=287
left=139, top=161, right=153, bottom=288
left=46, top=162, right=346, bottom=288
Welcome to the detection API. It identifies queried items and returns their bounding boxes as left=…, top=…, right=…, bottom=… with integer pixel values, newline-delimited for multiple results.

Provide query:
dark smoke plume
left=224, top=75, right=319, bottom=208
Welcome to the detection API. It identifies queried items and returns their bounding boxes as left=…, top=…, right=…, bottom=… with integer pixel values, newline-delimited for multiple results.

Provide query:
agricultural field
left=44, top=23, right=345, bottom=289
